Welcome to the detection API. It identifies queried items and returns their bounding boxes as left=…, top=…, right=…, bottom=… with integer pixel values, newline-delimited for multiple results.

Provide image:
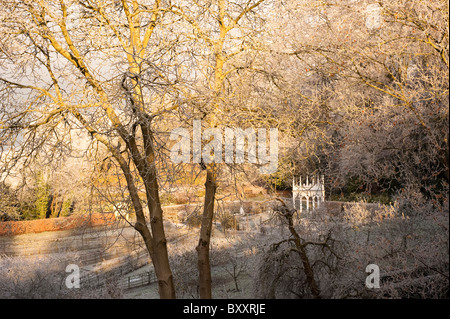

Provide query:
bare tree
left=0, top=0, right=181, bottom=298
left=170, top=0, right=269, bottom=298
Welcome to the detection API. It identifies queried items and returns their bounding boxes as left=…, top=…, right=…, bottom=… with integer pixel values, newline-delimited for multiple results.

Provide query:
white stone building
left=292, top=175, right=325, bottom=212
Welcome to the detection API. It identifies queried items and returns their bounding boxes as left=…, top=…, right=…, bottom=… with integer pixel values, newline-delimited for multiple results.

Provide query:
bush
left=34, top=172, right=51, bottom=219
left=0, top=255, right=78, bottom=299
left=216, top=210, right=238, bottom=233
left=0, top=183, right=21, bottom=221
left=0, top=254, right=123, bottom=299
left=169, top=250, right=199, bottom=298
left=185, top=210, right=202, bottom=229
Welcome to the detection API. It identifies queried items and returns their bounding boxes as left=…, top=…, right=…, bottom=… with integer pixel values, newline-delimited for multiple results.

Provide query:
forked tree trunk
left=285, top=211, right=321, bottom=299
left=197, top=168, right=217, bottom=299
left=116, top=139, right=176, bottom=299
left=275, top=199, right=321, bottom=299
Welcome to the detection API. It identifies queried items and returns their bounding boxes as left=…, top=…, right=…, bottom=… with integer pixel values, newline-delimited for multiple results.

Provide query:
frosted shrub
left=0, top=255, right=75, bottom=298
left=394, top=187, right=437, bottom=217
left=0, top=254, right=121, bottom=299
left=169, top=250, right=199, bottom=298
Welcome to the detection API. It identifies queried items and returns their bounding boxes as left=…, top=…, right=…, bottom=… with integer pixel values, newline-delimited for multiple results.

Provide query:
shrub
left=34, top=172, right=51, bottom=219
left=0, top=254, right=123, bottom=299
left=216, top=210, right=238, bottom=234
left=185, top=211, right=202, bottom=229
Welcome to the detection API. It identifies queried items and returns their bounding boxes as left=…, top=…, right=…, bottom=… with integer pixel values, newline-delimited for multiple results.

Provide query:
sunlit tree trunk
left=196, top=168, right=217, bottom=298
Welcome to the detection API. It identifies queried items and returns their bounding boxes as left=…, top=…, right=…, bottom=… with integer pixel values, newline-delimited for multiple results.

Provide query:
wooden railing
left=124, top=271, right=157, bottom=290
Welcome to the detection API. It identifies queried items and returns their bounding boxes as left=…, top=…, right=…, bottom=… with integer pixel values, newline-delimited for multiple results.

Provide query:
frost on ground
left=0, top=198, right=448, bottom=299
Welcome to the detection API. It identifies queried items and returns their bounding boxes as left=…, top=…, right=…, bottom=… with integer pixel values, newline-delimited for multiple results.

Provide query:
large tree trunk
left=138, top=123, right=176, bottom=299
left=196, top=168, right=217, bottom=299
left=144, top=169, right=176, bottom=299
left=115, top=132, right=176, bottom=298
left=129, top=172, right=176, bottom=299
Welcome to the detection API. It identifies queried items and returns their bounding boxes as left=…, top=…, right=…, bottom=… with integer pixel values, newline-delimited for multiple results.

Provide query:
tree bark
left=144, top=167, right=176, bottom=299
left=197, top=168, right=217, bottom=299
left=114, top=132, right=176, bottom=299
